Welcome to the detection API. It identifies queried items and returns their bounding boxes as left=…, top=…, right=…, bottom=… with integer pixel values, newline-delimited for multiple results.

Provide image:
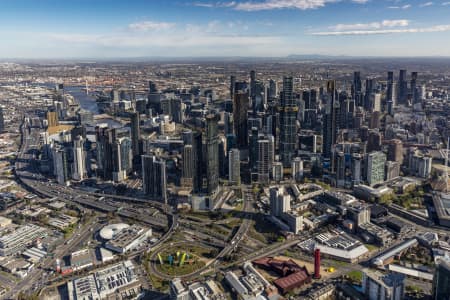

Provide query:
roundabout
left=149, top=242, right=219, bottom=279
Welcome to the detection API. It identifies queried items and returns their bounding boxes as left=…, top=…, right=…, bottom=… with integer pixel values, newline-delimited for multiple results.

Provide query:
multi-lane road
left=9, top=118, right=174, bottom=297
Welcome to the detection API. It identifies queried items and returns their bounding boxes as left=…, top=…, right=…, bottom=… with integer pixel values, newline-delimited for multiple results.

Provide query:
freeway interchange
left=10, top=116, right=262, bottom=295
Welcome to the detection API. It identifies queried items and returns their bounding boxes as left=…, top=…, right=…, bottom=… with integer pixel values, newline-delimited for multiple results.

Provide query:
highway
left=10, top=118, right=174, bottom=297
left=148, top=186, right=256, bottom=281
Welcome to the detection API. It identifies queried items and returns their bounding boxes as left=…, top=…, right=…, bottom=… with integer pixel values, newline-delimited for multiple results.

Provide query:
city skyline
left=1, top=0, right=450, bottom=58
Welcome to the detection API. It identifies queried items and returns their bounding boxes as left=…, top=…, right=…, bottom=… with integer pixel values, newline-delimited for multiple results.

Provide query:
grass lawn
left=347, top=270, right=363, bottom=283
left=155, top=244, right=213, bottom=276
left=364, top=244, right=380, bottom=252
left=148, top=273, right=169, bottom=291
left=157, top=260, right=206, bottom=276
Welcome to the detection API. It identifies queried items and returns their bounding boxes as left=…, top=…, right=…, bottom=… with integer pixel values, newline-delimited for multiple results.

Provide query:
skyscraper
left=268, top=79, right=277, bottom=101
left=142, top=154, right=167, bottom=204
left=228, top=148, right=240, bottom=185
left=95, top=124, right=112, bottom=180
left=193, top=131, right=203, bottom=193
left=250, top=70, right=256, bottom=100
left=387, top=139, right=403, bottom=163
left=323, top=80, right=340, bottom=159
left=233, top=82, right=248, bottom=150
left=411, top=71, right=418, bottom=104
left=230, top=75, right=236, bottom=99
left=53, top=146, right=70, bottom=186
left=352, top=71, right=363, bottom=107
left=364, top=78, right=375, bottom=111
left=249, top=127, right=259, bottom=172
left=111, top=132, right=132, bottom=183
left=206, top=114, right=219, bottom=194
left=279, top=76, right=297, bottom=167
left=130, top=112, right=141, bottom=160
left=270, top=186, right=290, bottom=217
left=72, top=136, right=86, bottom=181
left=0, top=107, right=4, bottom=132
left=257, top=135, right=274, bottom=185
left=367, top=151, right=386, bottom=186
left=386, top=72, right=396, bottom=105
left=398, top=69, right=408, bottom=105
left=292, top=157, right=303, bottom=182
left=95, top=126, right=131, bottom=182
left=181, top=145, right=195, bottom=187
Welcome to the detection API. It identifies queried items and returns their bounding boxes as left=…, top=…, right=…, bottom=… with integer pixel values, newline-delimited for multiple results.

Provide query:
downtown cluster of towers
left=44, top=68, right=425, bottom=205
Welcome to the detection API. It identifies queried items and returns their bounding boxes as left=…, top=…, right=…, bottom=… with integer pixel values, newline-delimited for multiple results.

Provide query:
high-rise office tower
left=206, top=114, right=219, bottom=194
left=335, top=151, right=346, bottom=187
left=193, top=132, right=203, bottom=193
left=352, top=153, right=362, bottom=185
left=323, top=80, right=340, bottom=159
left=386, top=71, right=397, bottom=107
left=0, top=107, right=4, bottom=132
left=250, top=70, right=256, bottom=99
left=148, top=81, right=158, bottom=93
left=433, top=257, right=450, bottom=300
left=269, top=186, right=290, bottom=217
left=95, top=126, right=131, bottom=182
left=53, top=146, right=70, bottom=186
left=233, top=91, right=249, bottom=149
left=142, top=154, right=167, bottom=204
left=352, top=71, right=363, bottom=107
left=219, top=138, right=227, bottom=178
left=249, top=127, right=259, bottom=172
left=387, top=139, right=403, bottom=163
left=398, top=69, right=408, bottom=105
left=364, top=78, right=375, bottom=111
left=279, top=76, right=297, bottom=167
left=230, top=75, right=236, bottom=99
left=228, top=148, right=240, bottom=185
left=302, top=89, right=318, bottom=129
left=257, top=135, right=274, bottom=184
left=148, top=81, right=161, bottom=114
left=411, top=72, right=418, bottom=104
left=72, top=136, right=86, bottom=181
left=256, top=135, right=274, bottom=184
left=95, top=124, right=112, bottom=180
left=366, top=151, right=386, bottom=186
left=181, top=144, right=195, bottom=188
left=367, top=130, right=382, bottom=152
left=385, top=161, right=401, bottom=180
left=130, top=112, right=141, bottom=160
left=370, top=93, right=382, bottom=112
left=268, top=79, right=277, bottom=101
left=112, top=131, right=132, bottom=182
left=292, top=157, right=304, bottom=182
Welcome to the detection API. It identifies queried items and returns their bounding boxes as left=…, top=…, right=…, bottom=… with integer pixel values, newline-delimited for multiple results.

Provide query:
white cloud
left=443, top=1, right=450, bottom=5
left=191, top=0, right=368, bottom=11
left=128, top=21, right=175, bottom=31
left=311, top=24, right=450, bottom=35
left=420, top=1, right=434, bottom=6
left=44, top=22, right=280, bottom=51
left=388, top=4, right=411, bottom=9
left=193, top=1, right=236, bottom=8
left=329, top=19, right=409, bottom=31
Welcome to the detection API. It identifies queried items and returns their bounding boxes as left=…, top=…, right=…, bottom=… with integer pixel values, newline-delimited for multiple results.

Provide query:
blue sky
left=1, top=0, right=450, bottom=58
